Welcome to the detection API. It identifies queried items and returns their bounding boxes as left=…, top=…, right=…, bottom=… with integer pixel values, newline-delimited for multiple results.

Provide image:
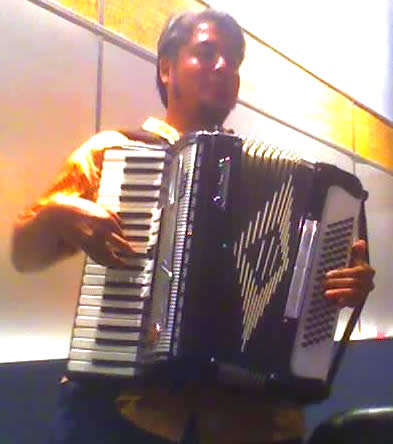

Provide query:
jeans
left=46, top=379, right=302, bottom=444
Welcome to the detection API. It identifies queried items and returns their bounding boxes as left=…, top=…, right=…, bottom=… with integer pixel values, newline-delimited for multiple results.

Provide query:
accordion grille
left=301, top=217, right=354, bottom=347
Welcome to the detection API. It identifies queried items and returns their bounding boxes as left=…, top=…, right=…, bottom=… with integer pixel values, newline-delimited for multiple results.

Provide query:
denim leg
left=45, top=380, right=173, bottom=444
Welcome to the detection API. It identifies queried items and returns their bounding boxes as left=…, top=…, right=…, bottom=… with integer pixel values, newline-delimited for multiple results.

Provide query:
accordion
left=67, top=131, right=365, bottom=403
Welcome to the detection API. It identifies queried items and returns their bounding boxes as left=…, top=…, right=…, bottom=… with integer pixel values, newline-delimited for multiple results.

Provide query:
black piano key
left=95, top=338, right=140, bottom=347
left=104, top=281, right=146, bottom=289
left=125, top=235, right=150, bottom=242
left=124, top=157, right=164, bottom=163
left=124, top=168, right=163, bottom=174
left=91, top=359, right=139, bottom=368
left=102, top=294, right=147, bottom=302
left=119, top=196, right=159, bottom=203
left=121, top=184, right=161, bottom=191
left=100, top=307, right=144, bottom=315
left=98, top=325, right=142, bottom=333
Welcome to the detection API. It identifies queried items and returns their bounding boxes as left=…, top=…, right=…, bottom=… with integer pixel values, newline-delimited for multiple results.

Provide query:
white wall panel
left=0, top=0, right=97, bottom=362
left=354, top=163, right=393, bottom=338
left=100, top=42, right=165, bottom=131
left=208, top=0, right=393, bottom=121
left=227, top=103, right=355, bottom=171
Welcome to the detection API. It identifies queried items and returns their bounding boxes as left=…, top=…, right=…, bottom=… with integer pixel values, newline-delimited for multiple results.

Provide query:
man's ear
left=159, top=57, right=171, bottom=87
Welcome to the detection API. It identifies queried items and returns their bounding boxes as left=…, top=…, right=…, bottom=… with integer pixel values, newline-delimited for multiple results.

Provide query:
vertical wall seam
left=95, top=0, right=105, bottom=133
left=352, top=104, right=357, bottom=176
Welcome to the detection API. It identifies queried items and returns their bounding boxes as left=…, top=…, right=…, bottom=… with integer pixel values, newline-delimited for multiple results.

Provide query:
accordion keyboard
left=67, top=146, right=166, bottom=377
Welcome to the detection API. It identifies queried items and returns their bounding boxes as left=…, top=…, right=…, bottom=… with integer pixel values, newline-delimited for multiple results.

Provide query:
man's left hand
left=324, top=239, right=375, bottom=308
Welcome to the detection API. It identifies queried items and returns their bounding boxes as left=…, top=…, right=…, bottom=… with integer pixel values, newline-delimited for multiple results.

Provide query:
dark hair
left=156, top=9, right=246, bottom=108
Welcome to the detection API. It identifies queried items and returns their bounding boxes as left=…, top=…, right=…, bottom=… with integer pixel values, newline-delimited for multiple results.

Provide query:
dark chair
left=307, top=407, right=393, bottom=444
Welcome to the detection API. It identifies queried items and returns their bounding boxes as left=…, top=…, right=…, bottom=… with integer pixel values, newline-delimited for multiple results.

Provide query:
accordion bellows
left=67, top=132, right=364, bottom=403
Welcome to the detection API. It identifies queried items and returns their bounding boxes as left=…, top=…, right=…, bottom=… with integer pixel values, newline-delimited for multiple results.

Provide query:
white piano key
left=129, top=235, right=158, bottom=247
left=100, top=175, right=163, bottom=190
left=79, top=295, right=144, bottom=309
left=70, top=348, right=137, bottom=362
left=122, top=228, right=155, bottom=237
left=84, top=265, right=152, bottom=280
left=101, top=158, right=165, bottom=169
left=97, top=197, right=160, bottom=209
left=77, top=306, right=143, bottom=319
left=73, top=328, right=141, bottom=341
left=104, top=148, right=166, bottom=160
left=82, top=274, right=151, bottom=286
left=83, top=275, right=106, bottom=286
left=100, top=165, right=164, bottom=178
left=80, top=285, right=150, bottom=298
left=99, top=188, right=161, bottom=199
left=71, top=337, right=139, bottom=353
left=67, top=360, right=136, bottom=376
left=75, top=316, right=142, bottom=328
left=100, top=176, right=163, bottom=188
left=122, top=217, right=154, bottom=226
left=85, top=257, right=152, bottom=268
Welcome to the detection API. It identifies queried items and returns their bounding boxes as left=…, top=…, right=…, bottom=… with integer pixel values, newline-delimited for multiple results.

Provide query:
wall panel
left=239, top=35, right=354, bottom=153
left=100, top=42, right=165, bottom=130
left=207, top=0, right=393, bottom=123
left=226, top=103, right=355, bottom=171
left=1, top=0, right=98, bottom=362
left=55, top=0, right=99, bottom=22
left=103, top=0, right=204, bottom=53
left=354, top=163, right=393, bottom=338
left=354, top=106, right=393, bottom=171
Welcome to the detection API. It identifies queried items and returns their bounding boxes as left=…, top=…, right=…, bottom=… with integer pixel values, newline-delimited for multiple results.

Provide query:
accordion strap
left=327, top=195, right=369, bottom=385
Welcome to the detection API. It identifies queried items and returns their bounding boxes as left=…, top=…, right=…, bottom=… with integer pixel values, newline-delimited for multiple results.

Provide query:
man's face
left=164, top=20, right=241, bottom=128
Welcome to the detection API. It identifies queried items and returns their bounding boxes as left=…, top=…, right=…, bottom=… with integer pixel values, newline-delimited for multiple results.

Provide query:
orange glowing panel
left=54, top=0, right=99, bottom=22
left=353, top=106, right=393, bottom=172
left=103, top=0, right=205, bottom=53
left=239, top=35, right=353, bottom=153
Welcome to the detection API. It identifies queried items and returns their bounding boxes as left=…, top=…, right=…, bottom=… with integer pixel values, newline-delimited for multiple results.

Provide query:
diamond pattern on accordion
left=301, top=217, right=354, bottom=348
left=233, top=176, right=294, bottom=352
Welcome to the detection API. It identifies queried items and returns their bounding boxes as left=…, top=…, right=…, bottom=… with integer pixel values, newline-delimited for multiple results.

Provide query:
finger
left=107, top=209, right=122, bottom=226
left=350, top=239, right=367, bottom=267
left=325, top=265, right=373, bottom=279
left=89, top=249, right=130, bottom=268
left=106, top=232, right=135, bottom=254
left=102, top=213, right=124, bottom=237
left=324, top=288, right=366, bottom=308
left=84, top=235, right=132, bottom=268
left=323, top=277, right=361, bottom=290
left=323, top=277, right=374, bottom=295
left=105, top=251, right=131, bottom=268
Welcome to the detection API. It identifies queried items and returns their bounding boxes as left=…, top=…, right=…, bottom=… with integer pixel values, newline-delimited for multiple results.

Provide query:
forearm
left=11, top=202, right=77, bottom=272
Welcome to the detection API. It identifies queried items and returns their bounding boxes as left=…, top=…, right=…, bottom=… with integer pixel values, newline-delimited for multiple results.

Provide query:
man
left=12, top=9, right=374, bottom=444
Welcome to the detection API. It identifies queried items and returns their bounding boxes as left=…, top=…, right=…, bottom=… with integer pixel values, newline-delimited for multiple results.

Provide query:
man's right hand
left=49, top=195, right=134, bottom=268
left=12, top=194, right=134, bottom=272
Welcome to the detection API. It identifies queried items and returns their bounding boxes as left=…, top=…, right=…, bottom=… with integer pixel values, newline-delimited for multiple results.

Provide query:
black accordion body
left=67, top=132, right=365, bottom=403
